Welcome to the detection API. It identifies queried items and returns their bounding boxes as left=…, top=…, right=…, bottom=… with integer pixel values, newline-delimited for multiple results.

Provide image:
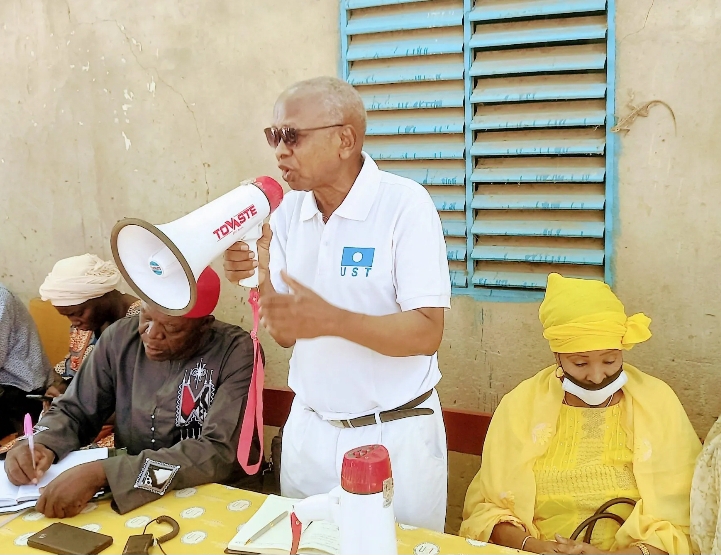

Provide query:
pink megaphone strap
left=237, top=289, right=264, bottom=474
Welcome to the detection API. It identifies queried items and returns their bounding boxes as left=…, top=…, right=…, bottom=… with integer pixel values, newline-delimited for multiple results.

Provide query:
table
left=0, top=484, right=521, bottom=554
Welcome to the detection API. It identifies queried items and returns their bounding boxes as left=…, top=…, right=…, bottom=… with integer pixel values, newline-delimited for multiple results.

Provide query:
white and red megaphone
left=111, top=177, right=283, bottom=316
left=290, top=445, right=398, bottom=555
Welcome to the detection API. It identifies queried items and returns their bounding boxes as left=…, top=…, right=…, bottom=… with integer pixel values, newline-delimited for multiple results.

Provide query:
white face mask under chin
left=561, top=370, right=628, bottom=406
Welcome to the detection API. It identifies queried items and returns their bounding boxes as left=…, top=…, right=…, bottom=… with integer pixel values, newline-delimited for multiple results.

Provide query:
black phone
left=27, top=522, right=113, bottom=555
left=26, top=394, right=54, bottom=402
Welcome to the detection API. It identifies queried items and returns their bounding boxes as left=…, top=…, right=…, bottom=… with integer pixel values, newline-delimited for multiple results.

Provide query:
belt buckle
left=327, top=419, right=346, bottom=429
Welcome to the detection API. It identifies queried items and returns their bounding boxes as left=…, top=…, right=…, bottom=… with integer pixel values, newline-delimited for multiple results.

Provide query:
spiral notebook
left=226, top=495, right=339, bottom=555
left=0, top=448, right=108, bottom=511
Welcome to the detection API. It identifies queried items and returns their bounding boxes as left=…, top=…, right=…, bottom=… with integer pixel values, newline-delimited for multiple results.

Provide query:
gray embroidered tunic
left=34, top=316, right=255, bottom=513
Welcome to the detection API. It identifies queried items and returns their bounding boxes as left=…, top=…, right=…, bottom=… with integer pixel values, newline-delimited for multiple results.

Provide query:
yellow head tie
left=539, top=274, right=651, bottom=353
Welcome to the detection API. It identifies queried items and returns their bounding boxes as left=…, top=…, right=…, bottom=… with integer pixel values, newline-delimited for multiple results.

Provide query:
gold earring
left=555, top=365, right=563, bottom=379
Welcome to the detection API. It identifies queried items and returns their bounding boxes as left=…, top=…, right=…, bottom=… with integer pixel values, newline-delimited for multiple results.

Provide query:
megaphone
left=111, top=176, right=284, bottom=316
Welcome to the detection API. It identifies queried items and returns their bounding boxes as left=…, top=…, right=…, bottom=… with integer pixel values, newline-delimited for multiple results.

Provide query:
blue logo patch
left=341, top=247, right=375, bottom=268
left=340, top=247, right=375, bottom=278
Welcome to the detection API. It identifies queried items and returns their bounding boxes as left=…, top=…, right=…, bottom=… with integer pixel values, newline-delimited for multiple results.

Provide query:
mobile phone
left=122, top=534, right=154, bottom=555
left=26, top=394, right=54, bottom=402
left=27, top=522, right=113, bottom=555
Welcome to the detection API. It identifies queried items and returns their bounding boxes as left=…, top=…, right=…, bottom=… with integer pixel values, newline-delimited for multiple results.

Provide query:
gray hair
left=282, top=76, right=367, bottom=135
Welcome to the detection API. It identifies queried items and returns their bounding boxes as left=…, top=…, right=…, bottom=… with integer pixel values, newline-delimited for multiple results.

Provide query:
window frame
left=339, top=0, right=618, bottom=302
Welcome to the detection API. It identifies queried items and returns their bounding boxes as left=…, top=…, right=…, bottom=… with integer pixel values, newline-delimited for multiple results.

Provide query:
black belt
left=322, top=390, right=434, bottom=429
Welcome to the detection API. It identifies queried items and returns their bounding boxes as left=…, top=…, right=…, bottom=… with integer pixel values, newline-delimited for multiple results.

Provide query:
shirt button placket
left=318, top=220, right=331, bottom=284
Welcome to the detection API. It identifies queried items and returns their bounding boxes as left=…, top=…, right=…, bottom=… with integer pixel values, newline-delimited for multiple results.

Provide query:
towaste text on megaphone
left=111, top=176, right=284, bottom=316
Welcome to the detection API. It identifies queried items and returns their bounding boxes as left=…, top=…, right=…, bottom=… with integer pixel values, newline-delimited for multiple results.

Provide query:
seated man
left=38, top=253, right=140, bottom=395
left=460, top=274, right=701, bottom=555
left=0, top=282, right=52, bottom=438
left=5, top=267, right=258, bottom=518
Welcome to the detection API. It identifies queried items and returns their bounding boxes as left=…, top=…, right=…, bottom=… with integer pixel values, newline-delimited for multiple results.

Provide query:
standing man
left=224, top=76, right=451, bottom=531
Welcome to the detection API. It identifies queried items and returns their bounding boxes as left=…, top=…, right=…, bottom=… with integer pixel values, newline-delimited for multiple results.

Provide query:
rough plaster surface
left=1, top=0, right=720, bottom=534
left=612, top=0, right=721, bottom=436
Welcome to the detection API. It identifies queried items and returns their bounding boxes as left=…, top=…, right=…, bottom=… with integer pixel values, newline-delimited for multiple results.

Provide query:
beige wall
left=2, top=0, right=720, bottom=536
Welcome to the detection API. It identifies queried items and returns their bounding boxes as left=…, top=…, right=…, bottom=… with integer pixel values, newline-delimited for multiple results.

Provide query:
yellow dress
left=460, top=365, right=701, bottom=555
left=533, top=403, right=639, bottom=550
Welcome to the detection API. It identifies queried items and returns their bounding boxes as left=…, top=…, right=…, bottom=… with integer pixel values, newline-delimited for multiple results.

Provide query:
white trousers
left=280, top=389, right=448, bottom=532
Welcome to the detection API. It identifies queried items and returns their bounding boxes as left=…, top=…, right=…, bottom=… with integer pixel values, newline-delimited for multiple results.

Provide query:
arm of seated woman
left=553, top=535, right=667, bottom=555
left=490, top=524, right=667, bottom=555
left=490, top=522, right=559, bottom=553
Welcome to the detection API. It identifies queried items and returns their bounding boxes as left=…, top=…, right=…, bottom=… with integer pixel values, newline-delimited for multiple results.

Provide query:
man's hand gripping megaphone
left=224, top=223, right=272, bottom=288
left=224, top=226, right=339, bottom=347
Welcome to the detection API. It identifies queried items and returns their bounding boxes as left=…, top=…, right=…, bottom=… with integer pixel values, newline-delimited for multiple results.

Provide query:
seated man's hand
left=44, top=384, right=65, bottom=412
left=5, top=442, right=55, bottom=485
left=46, top=383, right=67, bottom=397
left=36, top=461, right=108, bottom=519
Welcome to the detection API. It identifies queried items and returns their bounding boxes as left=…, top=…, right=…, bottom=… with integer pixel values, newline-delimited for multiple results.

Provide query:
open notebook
left=226, top=495, right=339, bottom=555
left=0, top=448, right=108, bottom=510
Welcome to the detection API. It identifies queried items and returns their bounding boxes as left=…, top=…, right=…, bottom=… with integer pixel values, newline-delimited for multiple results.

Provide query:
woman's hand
left=490, top=523, right=561, bottom=553
left=553, top=535, right=608, bottom=554
left=531, top=539, right=562, bottom=553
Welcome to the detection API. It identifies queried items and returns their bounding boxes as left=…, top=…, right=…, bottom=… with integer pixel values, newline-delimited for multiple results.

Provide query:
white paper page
left=242, top=517, right=294, bottom=553
left=299, top=520, right=339, bottom=555
left=0, top=488, right=108, bottom=514
left=227, top=495, right=301, bottom=551
left=16, top=448, right=109, bottom=501
left=0, top=500, right=36, bottom=514
left=42, top=448, right=109, bottom=486
left=0, top=461, right=21, bottom=505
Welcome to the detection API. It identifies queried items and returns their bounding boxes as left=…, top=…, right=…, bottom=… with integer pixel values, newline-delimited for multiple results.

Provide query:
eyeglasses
left=264, top=124, right=344, bottom=148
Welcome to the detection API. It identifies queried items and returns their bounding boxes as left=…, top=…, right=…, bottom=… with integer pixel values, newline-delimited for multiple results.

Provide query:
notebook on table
left=0, top=448, right=108, bottom=511
left=226, top=494, right=340, bottom=555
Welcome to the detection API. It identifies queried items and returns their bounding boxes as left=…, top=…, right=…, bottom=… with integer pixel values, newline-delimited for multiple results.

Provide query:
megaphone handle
left=238, top=236, right=259, bottom=288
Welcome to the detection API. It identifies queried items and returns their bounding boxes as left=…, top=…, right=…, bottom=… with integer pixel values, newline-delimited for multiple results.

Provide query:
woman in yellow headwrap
left=460, top=274, right=701, bottom=555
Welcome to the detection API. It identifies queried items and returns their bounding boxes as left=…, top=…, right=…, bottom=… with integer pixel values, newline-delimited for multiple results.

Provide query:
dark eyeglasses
left=264, top=124, right=344, bottom=148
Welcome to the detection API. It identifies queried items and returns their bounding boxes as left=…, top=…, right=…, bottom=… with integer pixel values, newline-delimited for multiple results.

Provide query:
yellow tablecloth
left=0, top=484, right=521, bottom=554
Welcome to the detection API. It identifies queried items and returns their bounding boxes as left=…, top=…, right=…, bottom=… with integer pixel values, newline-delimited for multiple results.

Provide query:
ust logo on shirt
left=340, top=247, right=375, bottom=277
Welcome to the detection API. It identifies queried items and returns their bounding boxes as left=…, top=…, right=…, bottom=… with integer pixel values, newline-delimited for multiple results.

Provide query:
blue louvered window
left=341, top=0, right=616, bottom=300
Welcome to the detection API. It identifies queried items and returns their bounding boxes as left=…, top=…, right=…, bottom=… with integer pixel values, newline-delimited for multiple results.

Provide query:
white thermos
left=290, top=444, right=398, bottom=555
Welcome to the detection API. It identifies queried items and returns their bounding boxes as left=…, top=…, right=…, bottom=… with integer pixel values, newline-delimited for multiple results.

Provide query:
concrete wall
left=2, top=0, right=720, bottom=535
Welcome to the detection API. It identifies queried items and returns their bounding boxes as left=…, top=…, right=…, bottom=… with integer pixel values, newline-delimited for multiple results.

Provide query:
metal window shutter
left=342, top=0, right=614, bottom=297
left=342, top=0, right=468, bottom=288
left=469, top=0, right=611, bottom=292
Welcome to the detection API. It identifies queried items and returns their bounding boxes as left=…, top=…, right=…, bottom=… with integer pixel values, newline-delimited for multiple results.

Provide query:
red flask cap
left=253, top=176, right=284, bottom=213
left=341, top=444, right=392, bottom=495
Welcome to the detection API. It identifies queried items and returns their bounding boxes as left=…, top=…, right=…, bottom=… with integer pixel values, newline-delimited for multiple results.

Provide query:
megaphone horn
left=111, top=176, right=284, bottom=316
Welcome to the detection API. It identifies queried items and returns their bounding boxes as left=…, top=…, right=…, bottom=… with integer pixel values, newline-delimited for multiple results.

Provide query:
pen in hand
left=23, top=413, right=40, bottom=484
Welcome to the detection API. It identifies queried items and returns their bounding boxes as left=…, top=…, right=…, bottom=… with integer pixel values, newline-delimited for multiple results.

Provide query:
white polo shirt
left=269, top=153, right=451, bottom=419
